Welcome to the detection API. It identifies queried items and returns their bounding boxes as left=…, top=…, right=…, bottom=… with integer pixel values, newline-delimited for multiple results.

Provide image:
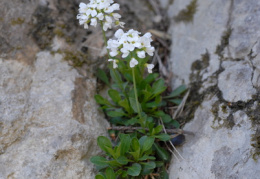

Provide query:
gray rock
left=169, top=97, right=258, bottom=179
left=168, top=0, right=260, bottom=178
left=218, top=61, right=256, bottom=102
left=0, top=52, right=109, bottom=179
left=167, top=0, right=231, bottom=87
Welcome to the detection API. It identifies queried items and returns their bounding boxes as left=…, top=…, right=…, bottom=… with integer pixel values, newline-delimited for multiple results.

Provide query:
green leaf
left=168, top=99, right=182, bottom=105
left=130, top=138, right=140, bottom=161
left=155, top=161, right=164, bottom=167
left=153, top=143, right=170, bottom=161
left=107, top=109, right=125, bottom=117
left=151, top=79, right=167, bottom=96
left=95, top=173, right=106, bottom=179
left=127, top=163, right=141, bottom=176
left=170, top=120, right=180, bottom=128
left=116, top=156, right=129, bottom=165
left=164, top=85, right=187, bottom=99
left=94, top=94, right=111, bottom=106
left=108, top=89, right=121, bottom=103
left=142, top=137, right=155, bottom=153
left=105, top=146, right=116, bottom=158
left=96, top=69, right=110, bottom=86
left=110, top=69, right=122, bottom=84
left=115, top=169, right=124, bottom=177
left=161, top=114, right=172, bottom=123
left=143, top=73, right=159, bottom=84
left=105, top=167, right=116, bottom=179
left=160, top=167, right=169, bottom=179
left=155, top=133, right=171, bottom=141
left=138, top=155, right=156, bottom=161
left=118, top=134, right=131, bottom=156
left=97, top=136, right=112, bottom=153
left=106, top=160, right=122, bottom=168
left=121, top=170, right=128, bottom=178
left=123, top=72, right=133, bottom=82
left=118, top=99, right=131, bottom=114
left=142, top=161, right=156, bottom=170
left=125, top=117, right=138, bottom=126
left=152, top=125, right=163, bottom=135
left=142, top=90, right=153, bottom=102
left=145, top=101, right=162, bottom=108
left=131, top=138, right=140, bottom=151
left=129, top=97, right=140, bottom=113
left=90, top=156, right=109, bottom=168
left=153, top=110, right=165, bottom=117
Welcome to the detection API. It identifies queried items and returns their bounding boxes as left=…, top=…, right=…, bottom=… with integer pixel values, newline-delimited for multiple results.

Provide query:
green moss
left=54, top=28, right=65, bottom=37
left=251, top=129, right=260, bottom=161
left=30, top=6, right=54, bottom=49
left=57, top=23, right=66, bottom=29
left=10, top=17, right=25, bottom=25
left=169, top=0, right=175, bottom=5
left=174, top=0, right=198, bottom=23
left=221, top=105, right=228, bottom=114
left=215, top=28, right=232, bottom=57
left=63, top=50, right=88, bottom=68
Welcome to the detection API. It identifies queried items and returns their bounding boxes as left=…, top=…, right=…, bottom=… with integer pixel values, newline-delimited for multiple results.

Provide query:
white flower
left=109, top=50, right=119, bottom=57
left=96, top=13, right=104, bottom=20
left=90, top=18, right=97, bottom=27
left=130, top=58, right=138, bottom=68
left=107, top=29, right=155, bottom=60
left=146, top=63, right=154, bottom=73
left=112, top=13, right=121, bottom=21
left=145, top=46, right=155, bottom=56
left=115, top=21, right=125, bottom=28
left=137, top=51, right=145, bottom=58
left=77, top=1, right=124, bottom=31
left=108, top=59, right=118, bottom=68
left=115, top=29, right=124, bottom=38
left=103, top=16, right=113, bottom=31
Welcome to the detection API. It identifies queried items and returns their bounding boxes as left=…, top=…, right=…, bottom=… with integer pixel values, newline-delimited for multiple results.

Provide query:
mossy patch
left=176, top=51, right=210, bottom=126
left=215, top=28, right=232, bottom=57
left=174, top=0, right=198, bottom=23
left=251, top=128, right=260, bottom=161
left=10, top=17, right=25, bottom=25
left=30, top=6, right=55, bottom=49
left=51, top=50, right=89, bottom=68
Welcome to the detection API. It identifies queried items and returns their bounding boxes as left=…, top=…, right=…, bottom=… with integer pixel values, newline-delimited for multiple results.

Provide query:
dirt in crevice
left=71, top=78, right=87, bottom=124
left=174, top=0, right=198, bottom=23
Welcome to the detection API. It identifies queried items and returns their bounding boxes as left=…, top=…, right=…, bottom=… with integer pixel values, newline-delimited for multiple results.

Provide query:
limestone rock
left=168, top=0, right=260, bottom=178
left=170, top=96, right=257, bottom=179
left=0, top=51, right=109, bottom=179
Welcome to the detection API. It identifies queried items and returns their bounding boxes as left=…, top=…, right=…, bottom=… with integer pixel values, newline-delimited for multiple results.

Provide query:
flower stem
left=100, top=22, right=110, bottom=55
left=132, top=67, right=143, bottom=126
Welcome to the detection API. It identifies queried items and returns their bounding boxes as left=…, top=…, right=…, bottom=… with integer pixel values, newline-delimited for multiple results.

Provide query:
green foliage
left=93, top=64, right=188, bottom=178
left=91, top=135, right=157, bottom=178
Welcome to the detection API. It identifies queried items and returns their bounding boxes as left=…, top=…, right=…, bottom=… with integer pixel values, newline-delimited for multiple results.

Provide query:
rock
left=0, top=0, right=109, bottom=178
left=0, top=51, right=109, bottom=179
left=218, top=61, right=256, bottom=102
left=167, top=0, right=231, bottom=87
left=169, top=96, right=259, bottom=179
left=168, top=0, right=260, bottom=178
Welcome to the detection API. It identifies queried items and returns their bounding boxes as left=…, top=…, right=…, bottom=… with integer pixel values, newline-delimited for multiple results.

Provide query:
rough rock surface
left=0, top=0, right=109, bottom=178
left=167, top=0, right=260, bottom=178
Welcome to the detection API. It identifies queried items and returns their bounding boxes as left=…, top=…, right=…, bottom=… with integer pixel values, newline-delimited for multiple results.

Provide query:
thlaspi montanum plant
left=77, top=0, right=188, bottom=178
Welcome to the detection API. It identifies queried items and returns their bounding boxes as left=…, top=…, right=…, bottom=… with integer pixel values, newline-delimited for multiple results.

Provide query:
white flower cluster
left=77, top=0, right=124, bottom=31
left=107, top=29, right=155, bottom=72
